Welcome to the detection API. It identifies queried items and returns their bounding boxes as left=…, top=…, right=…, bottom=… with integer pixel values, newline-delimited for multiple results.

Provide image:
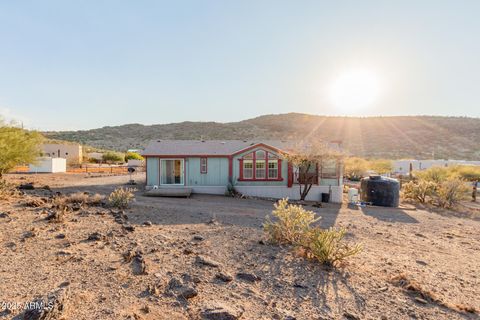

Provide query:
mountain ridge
left=44, top=113, right=480, bottom=160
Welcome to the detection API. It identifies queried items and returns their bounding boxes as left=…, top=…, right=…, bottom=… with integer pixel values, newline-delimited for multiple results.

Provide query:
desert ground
left=0, top=173, right=479, bottom=320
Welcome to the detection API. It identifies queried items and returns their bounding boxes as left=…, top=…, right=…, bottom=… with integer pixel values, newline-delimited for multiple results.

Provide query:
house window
left=320, top=160, right=337, bottom=179
left=200, top=157, right=207, bottom=174
left=268, top=160, right=278, bottom=179
left=256, top=160, right=266, bottom=178
left=239, top=149, right=282, bottom=181
left=243, top=160, right=253, bottom=179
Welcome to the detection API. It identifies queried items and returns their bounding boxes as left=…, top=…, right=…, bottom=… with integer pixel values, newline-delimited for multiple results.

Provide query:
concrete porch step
left=144, top=187, right=193, bottom=198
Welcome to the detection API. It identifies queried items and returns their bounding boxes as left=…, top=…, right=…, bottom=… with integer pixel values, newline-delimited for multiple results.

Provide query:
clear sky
left=1, top=1, right=479, bottom=130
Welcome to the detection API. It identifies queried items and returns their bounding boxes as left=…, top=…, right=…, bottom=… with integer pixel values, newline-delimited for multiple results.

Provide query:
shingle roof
left=142, top=140, right=340, bottom=156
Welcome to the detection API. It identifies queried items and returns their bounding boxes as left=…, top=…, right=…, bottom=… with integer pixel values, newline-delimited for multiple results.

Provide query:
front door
left=160, top=159, right=184, bottom=185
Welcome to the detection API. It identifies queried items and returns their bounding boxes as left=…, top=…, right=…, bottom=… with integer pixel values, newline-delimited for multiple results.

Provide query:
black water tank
left=360, top=175, right=400, bottom=207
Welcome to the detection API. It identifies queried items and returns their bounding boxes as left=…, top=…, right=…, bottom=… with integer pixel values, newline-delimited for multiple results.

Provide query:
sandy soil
left=0, top=173, right=479, bottom=320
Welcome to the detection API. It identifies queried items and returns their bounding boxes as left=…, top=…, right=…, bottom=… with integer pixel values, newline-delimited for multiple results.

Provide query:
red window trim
left=238, top=149, right=283, bottom=181
left=200, top=157, right=208, bottom=174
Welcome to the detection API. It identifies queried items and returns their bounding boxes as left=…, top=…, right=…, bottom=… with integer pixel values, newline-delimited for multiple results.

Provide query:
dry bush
left=53, top=192, right=105, bottom=208
left=402, top=180, right=436, bottom=203
left=264, top=198, right=319, bottom=245
left=404, top=167, right=471, bottom=209
left=437, top=177, right=469, bottom=208
left=0, top=179, right=18, bottom=200
left=264, top=199, right=360, bottom=266
left=46, top=207, right=68, bottom=223
left=301, top=227, right=362, bottom=266
left=108, top=187, right=135, bottom=209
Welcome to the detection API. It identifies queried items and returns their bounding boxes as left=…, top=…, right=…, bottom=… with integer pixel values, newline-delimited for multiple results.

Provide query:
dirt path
left=1, top=173, right=479, bottom=319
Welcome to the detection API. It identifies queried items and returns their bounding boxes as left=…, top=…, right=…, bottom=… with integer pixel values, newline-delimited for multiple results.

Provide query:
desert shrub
left=436, top=176, right=469, bottom=208
left=301, top=227, right=362, bottom=266
left=53, top=192, right=105, bottom=208
left=264, top=198, right=319, bottom=245
left=108, top=187, right=135, bottom=209
left=125, top=152, right=144, bottom=161
left=404, top=167, right=472, bottom=208
left=402, top=180, right=436, bottom=203
left=264, top=199, right=360, bottom=266
left=449, top=165, right=480, bottom=182
left=415, top=167, right=450, bottom=184
left=344, top=157, right=368, bottom=181
left=0, top=179, right=17, bottom=200
left=369, top=159, right=393, bottom=175
left=46, top=207, right=68, bottom=223
left=225, top=182, right=236, bottom=197
left=102, top=152, right=124, bottom=164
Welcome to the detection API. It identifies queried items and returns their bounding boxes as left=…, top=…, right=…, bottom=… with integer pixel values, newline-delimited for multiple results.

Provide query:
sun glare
left=330, top=69, right=381, bottom=112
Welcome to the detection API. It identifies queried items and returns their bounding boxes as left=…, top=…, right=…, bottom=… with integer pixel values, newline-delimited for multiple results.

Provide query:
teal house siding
left=146, top=157, right=159, bottom=186
left=186, top=157, right=229, bottom=186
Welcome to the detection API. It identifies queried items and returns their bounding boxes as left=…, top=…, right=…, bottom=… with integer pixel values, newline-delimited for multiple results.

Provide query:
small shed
left=29, top=157, right=67, bottom=173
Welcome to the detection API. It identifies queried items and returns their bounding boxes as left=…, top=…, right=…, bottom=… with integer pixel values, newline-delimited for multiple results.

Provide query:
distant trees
left=344, top=157, right=393, bottom=180
left=0, top=120, right=43, bottom=177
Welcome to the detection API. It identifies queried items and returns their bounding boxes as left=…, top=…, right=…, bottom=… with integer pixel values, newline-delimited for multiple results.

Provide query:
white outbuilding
left=28, top=157, right=67, bottom=173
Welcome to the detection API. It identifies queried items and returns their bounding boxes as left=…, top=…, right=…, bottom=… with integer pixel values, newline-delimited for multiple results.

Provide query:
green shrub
left=415, top=167, right=450, bottom=184
left=436, top=176, right=469, bottom=208
left=125, top=152, right=144, bottom=161
left=402, top=180, right=436, bottom=203
left=108, top=187, right=135, bottom=209
left=264, top=198, right=319, bottom=245
left=102, top=152, right=124, bottom=163
left=301, top=227, right=362, bottom=266
left=450, top=165, right=480, bottom=182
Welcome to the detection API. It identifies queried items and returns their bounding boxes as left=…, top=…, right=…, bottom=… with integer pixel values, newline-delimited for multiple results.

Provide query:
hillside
left=44, top=114, right=480, bottom=160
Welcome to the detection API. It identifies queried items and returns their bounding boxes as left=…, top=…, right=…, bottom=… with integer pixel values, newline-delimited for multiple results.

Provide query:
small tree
left=102, top=152, right=124, bottom=164
left=0, top=121, right=43, bottom=177
left=282, top=141, right=342, bottom=201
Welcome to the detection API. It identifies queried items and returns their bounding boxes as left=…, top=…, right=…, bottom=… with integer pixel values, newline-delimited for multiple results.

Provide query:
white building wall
left=235, top=185, right=343, bottom=203
left=29, top=157, right=67, bottom=173
left=127, top=159, right=145, bottom=167
left=393, top=159, right=480, bottom=175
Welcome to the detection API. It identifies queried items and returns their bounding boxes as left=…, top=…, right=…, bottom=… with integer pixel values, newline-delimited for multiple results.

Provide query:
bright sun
left=330, top=69, right=381, bottom=112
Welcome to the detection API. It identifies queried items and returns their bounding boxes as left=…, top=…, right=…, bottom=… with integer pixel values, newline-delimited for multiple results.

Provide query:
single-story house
left=142, top=140, right=343, bottom=202
left=41, top=143, right=83, bottom=165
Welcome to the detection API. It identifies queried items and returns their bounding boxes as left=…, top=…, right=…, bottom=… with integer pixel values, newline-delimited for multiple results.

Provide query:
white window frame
left=243, top=160, right=253, bottom=179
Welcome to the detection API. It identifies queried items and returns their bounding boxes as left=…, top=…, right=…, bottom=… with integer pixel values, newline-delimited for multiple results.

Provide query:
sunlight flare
left=330, top=69, right=381, bottom=112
